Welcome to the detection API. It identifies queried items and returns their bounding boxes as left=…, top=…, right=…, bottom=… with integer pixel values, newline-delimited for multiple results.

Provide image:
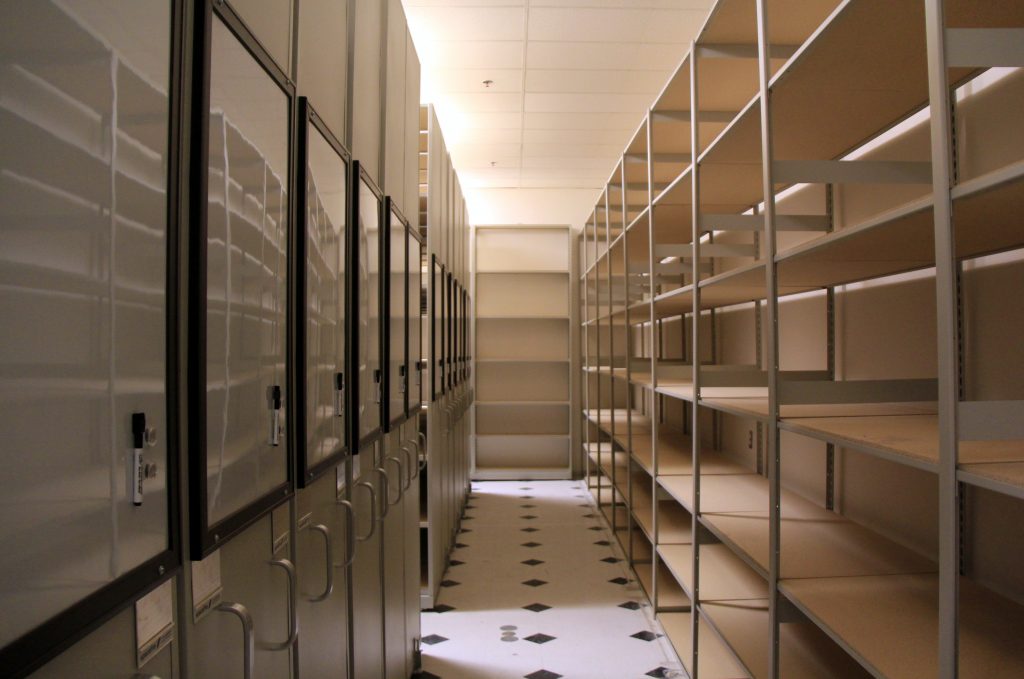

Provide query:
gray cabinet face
left=432, top=261, right=443, bottom=398
left=407, top=233, right=421, bottom=414
left=389, top=210, right=406, bottom=424
left=357, top=178, right=381, bottom=440
left=205, top=15, right=290, bottom=525
left=305, top=123, right=347, bottom=469
left=0, top=0, right=171, bottom=649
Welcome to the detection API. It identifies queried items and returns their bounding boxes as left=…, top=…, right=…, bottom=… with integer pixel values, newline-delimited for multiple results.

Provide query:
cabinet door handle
left=305, top=523, right=333, bottom=602
left=261, top=558, right=297, bottom=651
left=334, top=372, right=344, bottom=418
left=335, top=499, right=356, bottom=567
left=354, top=482, right=377, bottom=541
left=268, top=385, right=282, bottom=447
left=400, top=444, right=415, bottom=485
left=373, top=369, right=382, bottom=404
left=385, top=456, right=404, bottom=503
left=417, top=432, right=427, bottom=470
left=372, top=467, right=391, bottom=519
left=215, top=601, right=254, bottom=679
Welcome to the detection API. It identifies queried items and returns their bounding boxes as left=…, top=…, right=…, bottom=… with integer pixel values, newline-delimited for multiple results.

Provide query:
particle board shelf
left=659, top=610, right=751, bottom=679
left=701, top=599, right=873, bottom=679
left=658, top=543, right=767, bottom=603
left=781, top=574, right=1024, bottom=679
left=658, top=473, right=934, bottom=581
left=958, top=461, right=1024, bottom=501
left=631, top=431, right=748, bottom=477
left=774, top=160, right=1024, bottom=290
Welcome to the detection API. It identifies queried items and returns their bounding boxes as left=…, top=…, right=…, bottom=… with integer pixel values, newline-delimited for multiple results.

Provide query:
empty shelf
left=658, top=543, right=767, bottom=603
left=782, top=574, right=1024, bottom=679
left=660, top=611, right=750, bottom=679
left=659, top=473, right=934, bottom=580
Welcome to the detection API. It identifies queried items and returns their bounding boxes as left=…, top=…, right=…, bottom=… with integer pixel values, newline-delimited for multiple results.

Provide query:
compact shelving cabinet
left=581, top=1, right=1024, bottom=678
left=419, top=105, right=473, bottom=609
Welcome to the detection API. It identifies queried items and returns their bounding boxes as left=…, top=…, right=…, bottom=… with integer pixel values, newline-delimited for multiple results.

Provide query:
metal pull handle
left=335, top=499, right=356, bottom=568
left=334, top=372, right=344, bottom=418
left=216, top=601, right=254, bottom=679
left=268, top=385, right=282, bottom=446
left=261, top=558, right=297, bottom=651
left=417, top=432, right=427, bottom=470
left=399, top=365, right=407, bottom=394
left=373, top=467, right=391, bottom=519
left=400, top=444, right=416, bottom=483
left=354, top=482, right=377, bottom=541
left=385, top=456, right=404, bottom=503
left=305, top=523, right=333, bottom=602
left=373, top=369, right=382, bottom=404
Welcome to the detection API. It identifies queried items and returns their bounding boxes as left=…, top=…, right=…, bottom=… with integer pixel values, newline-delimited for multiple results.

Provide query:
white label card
left=191, top=550, right=223, bottom=622
left=136, top=579, right=174, bottom=668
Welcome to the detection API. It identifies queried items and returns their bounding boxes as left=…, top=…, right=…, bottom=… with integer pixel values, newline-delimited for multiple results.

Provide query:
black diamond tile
left=521, top=558, right=544, bottom=566
left=587, top=526, right=603, bottom=531
left=581, top=513, right=596, bottom=518
left=522, top=602, right=552, bottom=613
left=601, top=557, right=621, bottom=564
left=520, top=504, right=536, bottom=508
left=524, top=633, right=556, bottom=645
left=520, top=515, right=537, bottom=520
left=521, top=541, right=541, bottom=548
left=459, top=528, right=472, bottom=533
left=418, top=672, right=442, bottom=679
left=421, top=634, right=449, bottom=645
left=520, top=527, right=540, bottom=533
left=646, top=668, right=671, bottom=678
left=594, top=540, right=611, bottom=546
left=618, top=601, right=642, bottom=610
left=462, top=516, right=474, bottom=520
left=609, top=577, right=630, bottom=585
left=525, top=671, right=562, bottom=679
left=433, top=604, right=456, bottom=613
left=631, top=630, right=662, bottom=642
left=455, top=542, right=469, bottom=548
left=522, top=579, right=548, bottom=587
left=519, top=487, right=533, bottom=490
left=449, top=559, right=465, bottom=567
left=440, top=580, right=460, bottom=588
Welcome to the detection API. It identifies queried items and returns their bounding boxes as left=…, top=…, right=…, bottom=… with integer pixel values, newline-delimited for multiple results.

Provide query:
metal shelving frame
left=580, top=1, right=1024, bottom=678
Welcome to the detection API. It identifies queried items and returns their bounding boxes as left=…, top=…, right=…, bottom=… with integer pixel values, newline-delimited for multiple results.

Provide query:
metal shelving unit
left=581, top=1, right=1024, bottom=678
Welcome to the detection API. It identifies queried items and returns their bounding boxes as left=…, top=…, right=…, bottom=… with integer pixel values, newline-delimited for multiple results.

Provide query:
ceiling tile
left=522, top=127, right=630, bottom=145
left=446, top=92, right=523, bottom=113
left=431, top=68, right=523, bottom=93
left=526, top=69, right=668, bottom=94
left=528, top=7, right=705, bottom=44
left=524, top=111, right=638, bottom=130
left=422, top=41, right=524, bottom=69
left=406, top=6, right=526, bottom=42
left=525, top=92, right=652, bottom=113
left=526, top=41, right=683, bottom=71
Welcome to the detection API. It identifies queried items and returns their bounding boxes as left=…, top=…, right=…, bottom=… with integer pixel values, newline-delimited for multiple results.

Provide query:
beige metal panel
left=28, top=589, right=176, bottom=679
left=382, top=430, right=407, bottom=679
left=476, top=318, right=569, bottom=360
left=231, top=0, right=292, bottom=74
left=475, top=435, right=569, bottom=469
left=295, top=473, right=349, bottom=678
left=405, top=32, right=421, bottom=226
left=297, top=0, right=348, bottom=138
left=383, top=0, right=406, bottom=211
left=186, top=515, right=293, bottom=678
left=476, top=403, right=571, bottom=436
left=475, top=273, right=570, bottom=318
left=476, top=362, right=569, bottom=402
left=352, top=0, right=383, bottom=182
left=476, top=228, right=570, bottom=272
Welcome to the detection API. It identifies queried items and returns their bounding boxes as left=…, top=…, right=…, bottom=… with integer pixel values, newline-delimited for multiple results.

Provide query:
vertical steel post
left=923, top=1, right=960, bottom=677
left=754, top=2, right=782, bottom=676
left=688, top=46, right=703, bottom=679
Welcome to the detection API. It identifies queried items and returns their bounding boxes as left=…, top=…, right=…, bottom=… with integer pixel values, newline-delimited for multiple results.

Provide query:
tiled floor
left=418, top=481, right=686, bottom=679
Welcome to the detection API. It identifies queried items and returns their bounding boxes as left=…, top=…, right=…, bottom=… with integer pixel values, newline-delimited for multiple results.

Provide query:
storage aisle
left=419, top=481, right=684, bottom=679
